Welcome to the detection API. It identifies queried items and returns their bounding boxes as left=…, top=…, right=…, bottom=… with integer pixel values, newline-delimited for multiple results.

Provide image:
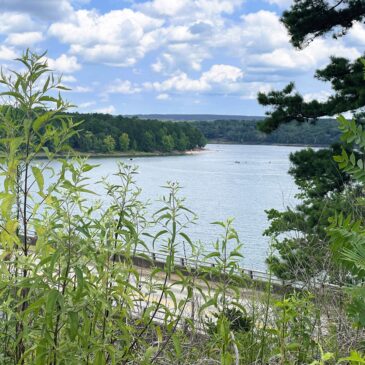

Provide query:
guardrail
left=131, top=248, right=341, bottom=292
left=13, top=233, right=341, bottom=292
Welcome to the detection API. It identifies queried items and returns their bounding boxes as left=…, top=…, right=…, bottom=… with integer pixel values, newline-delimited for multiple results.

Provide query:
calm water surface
left=86, top=144, right=301, bottom=271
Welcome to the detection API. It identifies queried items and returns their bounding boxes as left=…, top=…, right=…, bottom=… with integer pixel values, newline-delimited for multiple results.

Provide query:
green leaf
left=75, top=266, right=84, bottom=298
left=93, top=351, right=105, bottom=365
left=31, top=166, right=44, bottom=192
left=172, top=334, right=182, bottom=360
left=68, top=311, right=79, bottom=340
left=141, top=346, right=157, bottom=365
left=33, top=111, right=55, bottom=132
left=46, top=289, right=60, bottom=328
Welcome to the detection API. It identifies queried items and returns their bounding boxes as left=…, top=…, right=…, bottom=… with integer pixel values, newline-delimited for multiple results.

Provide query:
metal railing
left=131, top=248, right=341, bottom=292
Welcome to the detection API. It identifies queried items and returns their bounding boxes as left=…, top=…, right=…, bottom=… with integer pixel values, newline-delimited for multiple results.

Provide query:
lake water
left=86, top=144, right=302, bottom=271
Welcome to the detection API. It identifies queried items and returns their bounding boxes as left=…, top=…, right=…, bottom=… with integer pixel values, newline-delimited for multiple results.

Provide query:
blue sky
left=0, top=0, right=364, bottom=116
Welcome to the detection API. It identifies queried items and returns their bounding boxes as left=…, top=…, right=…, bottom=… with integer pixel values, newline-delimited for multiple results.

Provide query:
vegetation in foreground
left=0, top=49, right=365, bottom=364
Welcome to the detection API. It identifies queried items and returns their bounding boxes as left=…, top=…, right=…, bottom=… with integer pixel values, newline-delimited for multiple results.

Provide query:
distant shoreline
left=34, top=142, right=326, bottom=160
left=207, top=140, right=329, bottom=148
left=34, top=148, right=206, bottom=159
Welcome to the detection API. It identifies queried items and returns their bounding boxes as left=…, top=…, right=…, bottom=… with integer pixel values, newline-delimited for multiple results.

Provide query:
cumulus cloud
left=156, top=93, right=170, bottom=100
left=265, top=0, right=292, bottom=8
left=348, top=22, right=365, bottom=46
left=6, top=32, right=44, bottom=46
left=0, top=12, right=36, bottom=33
left=48, top=9, right=164, bottom=66
left=62, top=75, right=77, bottom=83
left=0, top=0, right=362, bottom=113
left=145, top=64, right=244, bottom=93
left=105, top=79, right=142, bottom=94
left=78, top=101, right=96, bottom=109
left=152, top=44, right=210, bottom=73
left=68, top=85, right=92, bottom=93
left=240, top=82, right=273, bottom=100
left=138, top=0, right=244, bottom=18
left=94, top=105, right=116, bottom=114
left=250, top=39, right=361, bottom=71
left=0, top=0, right=74, bottom=20
left=0, top=45, right=17, bottom=60
left=46, top=54, right=81, bottom=73
left=303, top=91, right=332, bottom=103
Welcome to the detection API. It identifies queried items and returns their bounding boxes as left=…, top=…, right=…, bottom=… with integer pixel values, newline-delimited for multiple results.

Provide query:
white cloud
left=240, top=82, right=273, bottom=100
left=47, top=54, right=81, bottom=73
left=68, top=85, right=92, bottom=93
left=265, top=0, right=292, bottom=8
left=0, top=45, right=17, bottom=60
left=49, top=9, right=164, bottom=66
left=78, top=101, right=96, bottom=108
left=94, top=105, right=116, bottom=114
left=208, top=11, right=289, bottom=52
left=157, top=93, right=170, bottom=100
left=145, top=0, right=188, bottom=16
left=145, top=64, right=244, bottom=93
left=138, top=0, right=243, bottom=18
left=6, top=32, right=44, bottom=46
left=0, top=0, right=74, bottom=20
left=105, top=79, right=142, bottom=94
left=145, top=71, right=209, bottom=92
left=0, top=12, right=36, bottom=33
left=303, top=91, right=332, bottom=103
left=62, top=75, right=77, bottom=83
left=153, top=44, right=210, bottom=73
left=250, top=39, right=361, bottom=71
left=203, top=64, right=244, bottom=83
left=348, top=22, right=365, bottom=46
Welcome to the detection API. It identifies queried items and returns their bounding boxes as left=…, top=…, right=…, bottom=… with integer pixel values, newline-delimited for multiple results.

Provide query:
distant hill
left=193, top=118, right=341, bottom=146
left=131, top=114, right=265, bottom=122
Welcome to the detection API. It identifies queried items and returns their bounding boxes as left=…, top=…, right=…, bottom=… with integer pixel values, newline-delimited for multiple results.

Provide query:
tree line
left=194, top=118, right=341, bottom=146
left=67, top=113, right=206, bottom=153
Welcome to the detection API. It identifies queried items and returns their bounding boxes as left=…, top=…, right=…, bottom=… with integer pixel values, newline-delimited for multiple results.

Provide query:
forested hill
left=68, top=113, right=207, bottom=153
left=193, top=119, right=341, bottom=146
left=135, top=114, right=264, bottom=121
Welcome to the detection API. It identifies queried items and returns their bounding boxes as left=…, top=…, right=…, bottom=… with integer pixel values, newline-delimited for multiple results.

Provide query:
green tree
left=131, top=139, right=138, bottom=150
left=258, top=57, right=365, bottom=133
left=161, top=134, right=175, bottom=152
left=119, top=132, right=130, bottom=151
left=141, top=130, right=155, bottom=151
left=79, top=130, right=96, bottom=151
left=282, top=0, right=365, bottom=49
left=102, top=134, right=116, bottom=152
left=329, top=115, right=365, bottom=328
left=264, top=145, right=358, bottom=281
left=176, top=132, right=189, bottom=151
left=257, top=0, right=365, bottom=133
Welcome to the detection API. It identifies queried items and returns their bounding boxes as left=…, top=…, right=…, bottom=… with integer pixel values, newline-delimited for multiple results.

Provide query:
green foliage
left=264, top=144, right=358, bottom=281
left=194, top=118, right=341, bottom=145
left=2, top=49, right=364, bottom=365
left=69, top=112, right=206, bottom=153
left=0, top=50, right=211, bottom=365
left=329, top=115, right=365, bottom=328
left=161, top=134, right=175, bottom=152
left=102, top=134, right=116, bottom=152
left=282, top=0, right=365, bottom=49
left=257, top=0, right=365, bottom=133
left=258, top=56, right=365, bottom=133
left=272, top=292, right=318, bottom=364
left=119, top=132, right=130, bottom=151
